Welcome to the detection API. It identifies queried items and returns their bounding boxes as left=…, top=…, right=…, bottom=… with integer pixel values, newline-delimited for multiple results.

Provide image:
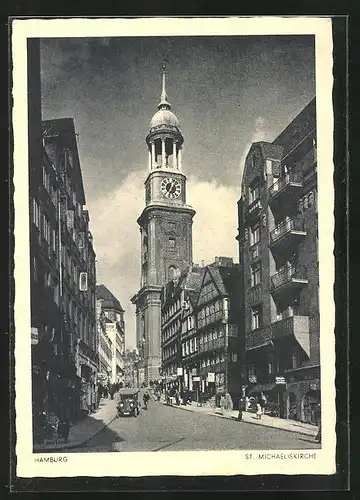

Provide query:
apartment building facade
left=160, top=266, right=204, bottom=392
left=160, top=259, right=242, bottom=404
left=237, top=98, right=319, bottom=423
left=96, top=297, right=113, bottom=384
left=95, top=284, right=125, bottom=385
left=42, top=118, right=98, bottom=415
left=30, top=116, right=98, bottom=432
left=196, top=259, right=242, bottom=401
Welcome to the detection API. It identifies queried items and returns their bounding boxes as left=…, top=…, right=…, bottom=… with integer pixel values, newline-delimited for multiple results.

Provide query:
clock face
left=161, top=177, right=181, bottom=199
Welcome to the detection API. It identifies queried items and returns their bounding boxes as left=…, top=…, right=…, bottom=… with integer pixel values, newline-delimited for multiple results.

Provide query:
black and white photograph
left=12, top=17, right=336, bottom=477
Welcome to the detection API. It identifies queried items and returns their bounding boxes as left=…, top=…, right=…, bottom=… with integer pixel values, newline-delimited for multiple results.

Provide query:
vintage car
left=116, top=389, right=140, bottom=417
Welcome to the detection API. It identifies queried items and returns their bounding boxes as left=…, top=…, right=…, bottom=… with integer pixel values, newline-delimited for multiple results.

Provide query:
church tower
left=131, top=67, right=195, bottom=383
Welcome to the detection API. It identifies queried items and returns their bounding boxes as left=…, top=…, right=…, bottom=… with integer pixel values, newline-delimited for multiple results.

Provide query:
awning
left=248, top=383, right=277, bottom=394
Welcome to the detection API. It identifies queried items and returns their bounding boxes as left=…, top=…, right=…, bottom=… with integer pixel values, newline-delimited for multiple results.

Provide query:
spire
left=158, top=65, right=171, bottom=110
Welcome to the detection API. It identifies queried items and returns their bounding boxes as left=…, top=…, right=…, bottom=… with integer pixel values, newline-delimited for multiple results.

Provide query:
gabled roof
left=96, top=284, right=124, bottom=312
left=200, top=265, right=240, bottom=300
left=162, top=266, right=205, bottom=307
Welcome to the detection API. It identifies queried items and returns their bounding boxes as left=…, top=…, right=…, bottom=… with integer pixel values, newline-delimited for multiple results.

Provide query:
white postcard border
left=12, top=16, right=336, bottom=477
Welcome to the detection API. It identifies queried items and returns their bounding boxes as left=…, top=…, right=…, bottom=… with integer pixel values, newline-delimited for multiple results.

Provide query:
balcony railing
left=199, top=336, right=225, bottom=353
left=245, top=315, right=310, bottom=357
left=270, top=218, right=306, bottom=249
left=200, top=361, right=226, bottom=376
left=270, top=266, right=307, bottom=291
left=269, top=170, right=302, bottom=199
left=245, top=198, right=262, bottom=219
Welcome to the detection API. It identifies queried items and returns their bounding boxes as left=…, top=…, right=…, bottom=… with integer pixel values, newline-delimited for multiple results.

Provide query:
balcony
left=199, top=336, right=225, bottom=354
left=270, top=266, right=308, bottom=303
left=268, top=171, right=302, bottom=204
left=245, top=198, right=262, bottom=222
left=269, top=218, right=306, bottom=256
left=245, top=315, right=310, bottom=357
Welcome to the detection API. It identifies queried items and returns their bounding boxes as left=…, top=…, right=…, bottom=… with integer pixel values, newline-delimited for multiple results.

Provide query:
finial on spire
left=158, top=64, right=171, bottom=109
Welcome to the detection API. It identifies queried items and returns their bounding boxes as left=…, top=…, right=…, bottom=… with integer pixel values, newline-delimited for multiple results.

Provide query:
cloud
left=187, top=176, right=239, bottom=266
left=87, top=172, right=239, bottom=349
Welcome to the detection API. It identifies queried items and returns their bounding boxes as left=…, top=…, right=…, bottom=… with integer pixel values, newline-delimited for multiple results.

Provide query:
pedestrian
left=175, top=390, right=180, bottom=406
left=220, top=394, right=226, bottom=414
left=215, top=392, right=221, bottom=408
left=256, top=402, right=262, bottom=420
left=245, top=396, right=250, bottom=412
left=260, top=392, right=267, bottom=415
left=143, top=391, right=150, bottom=409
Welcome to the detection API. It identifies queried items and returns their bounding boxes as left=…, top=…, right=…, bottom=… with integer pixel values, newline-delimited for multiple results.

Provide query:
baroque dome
left=150, top=109, right=179, bottom=129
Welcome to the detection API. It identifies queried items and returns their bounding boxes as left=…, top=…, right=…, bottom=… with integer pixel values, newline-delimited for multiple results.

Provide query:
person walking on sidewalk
left=256, top=402, right=262, bottom=420
left=220, top=394, right=226, bottom=415
left=143, top=391, right=150, bottom=410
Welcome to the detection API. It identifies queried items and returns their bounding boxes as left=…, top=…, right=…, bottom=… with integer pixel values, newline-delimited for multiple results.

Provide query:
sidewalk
left=33, top=398, right=118, bottom=452
left=159, top=396, right=318, bottom=437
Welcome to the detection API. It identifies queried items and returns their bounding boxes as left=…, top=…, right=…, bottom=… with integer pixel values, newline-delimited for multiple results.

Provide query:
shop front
left=248, top=376, right=287, bottom=418
left=285, top=374, right=321, bottom=424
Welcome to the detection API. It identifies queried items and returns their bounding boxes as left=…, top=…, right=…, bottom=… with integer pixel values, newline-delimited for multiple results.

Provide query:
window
left=67, top=210, right=74, bottom=230
left=250, top=223, right=260, bottom=246
left=51, top=229, right=56, bottom=253
left=64, top=148, right=73, bottom=169
left=251, top=262, right=261, bottom=287
left=249, top=181, right=260, bottom=204
left=248, top=364, right=256, bottom=377
left=51, top=185, right=57, bottom=206
left=308, top=191, right=314, bottom=206
left=251, top=307, right=261, bottom=330
left=42, top=214, right=50, bottom=243
left=303, top=195, right=309, bottom=210
left=42, top=166, right=50, bottom=192
left=169, top=238, right=176, bottom=248
left=32, top=198, right=40, bottom=227
left=265, top=159, right=272, bottom=176
left=79, top=272, right=88, bottom=291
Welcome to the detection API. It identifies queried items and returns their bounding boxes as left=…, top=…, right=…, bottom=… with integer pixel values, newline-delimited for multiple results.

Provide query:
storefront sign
left=275, top=376, right=286, bottom=384
left=207, top=372, right=215, bottom=383
left=31, top=327, right=38, bottom=345
left=193, top=376, right=200, bottom=382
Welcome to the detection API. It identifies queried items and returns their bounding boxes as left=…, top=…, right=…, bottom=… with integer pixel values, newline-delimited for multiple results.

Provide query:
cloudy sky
left=39, top=35, right=315, bottom=348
